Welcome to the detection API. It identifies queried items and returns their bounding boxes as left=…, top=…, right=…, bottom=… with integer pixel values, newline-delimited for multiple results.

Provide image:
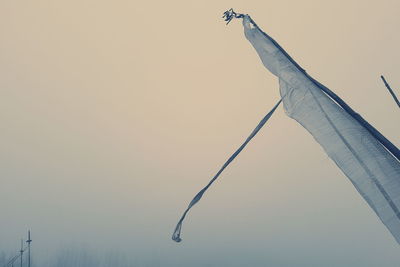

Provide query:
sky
left=1, top=0, right=399, bottom=266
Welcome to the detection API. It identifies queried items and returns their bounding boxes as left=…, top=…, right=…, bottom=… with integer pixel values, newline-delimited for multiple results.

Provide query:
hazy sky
left=1, top=0, right=399, bottom=266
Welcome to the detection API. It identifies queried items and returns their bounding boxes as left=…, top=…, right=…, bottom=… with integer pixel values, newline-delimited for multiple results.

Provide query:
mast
left=19, top=240, right=23, bottom=267
left=26, top=231, right=32, bottom=267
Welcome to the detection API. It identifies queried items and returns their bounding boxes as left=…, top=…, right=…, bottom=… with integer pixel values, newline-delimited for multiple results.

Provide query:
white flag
left=242, top=14, right=400, bottom=244
left=172, top=12, right=400, bottom=245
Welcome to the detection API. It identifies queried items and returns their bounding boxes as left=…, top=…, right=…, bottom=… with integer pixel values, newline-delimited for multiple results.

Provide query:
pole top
left=26, top=230, right=32, bottom=243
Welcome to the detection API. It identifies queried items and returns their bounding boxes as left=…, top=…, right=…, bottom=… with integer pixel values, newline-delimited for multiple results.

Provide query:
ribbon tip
left=172, top=236, right=182, bottom=243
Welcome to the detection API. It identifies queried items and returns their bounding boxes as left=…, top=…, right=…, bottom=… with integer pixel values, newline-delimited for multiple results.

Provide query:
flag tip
left=172, top=236, right=182, bottom=243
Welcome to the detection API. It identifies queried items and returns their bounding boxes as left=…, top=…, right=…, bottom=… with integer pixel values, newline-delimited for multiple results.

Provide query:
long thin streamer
left=172, top=99, right=282, bottom=242
left=381, top=75, right=400, bottom=109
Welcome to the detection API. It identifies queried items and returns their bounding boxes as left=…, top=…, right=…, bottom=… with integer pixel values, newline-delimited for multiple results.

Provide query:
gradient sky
left=1, top=0, right=399, bottom=266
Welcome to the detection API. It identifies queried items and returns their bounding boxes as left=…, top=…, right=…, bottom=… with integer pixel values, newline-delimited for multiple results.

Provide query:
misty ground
left=0, top=249, right=156, bottom=267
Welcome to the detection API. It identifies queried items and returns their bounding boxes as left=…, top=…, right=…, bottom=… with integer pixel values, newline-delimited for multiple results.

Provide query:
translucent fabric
left=242, top=15, right=400, bottom=244
left=172, top=99, right=282, bottom=242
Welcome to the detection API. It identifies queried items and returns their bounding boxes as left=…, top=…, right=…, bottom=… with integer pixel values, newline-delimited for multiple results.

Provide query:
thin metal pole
left=19, top=240, right=23, bottom=267
left=381, top=75, right=400, bottom=108
left=26, top=231, right=32, bottom=267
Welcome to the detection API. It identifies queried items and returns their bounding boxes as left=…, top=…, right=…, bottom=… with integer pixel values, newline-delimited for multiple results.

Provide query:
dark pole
left=381, top=75, right=400, bottom=108
left=26, top=231, right=32, bottom=267
left=19, top=240, right=23, bottom=267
